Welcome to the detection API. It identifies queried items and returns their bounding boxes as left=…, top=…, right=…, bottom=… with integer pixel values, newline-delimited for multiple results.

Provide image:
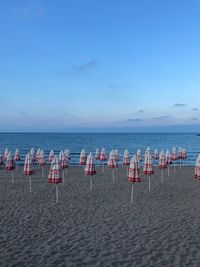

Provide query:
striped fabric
left=48, top=155, right=62, bottom=184
left=143, top=154, right=154, bottom=175
left=5, top=153, right=15, bottom=171
left=123, top=149, right=130, bottom=166
left=85, top=153, right=96, bottom=175
left=107, top=150, right=118, bottom=169
left=171, top=147, right=177, bottom=161
left=23, top=153, right=35, bottom=175
left=14, top=149, right=20, bottom=161
left=159, top=151, right=167, bottom=169
left=136, top=148, right=142, bottom=162
left=100, top=148, right=107, bottom=161
left=128, top=156, right=141, bottom=183
left=165, top=150, right=172, bottom=165
left=95, top=148, right=100, bottom=160
left=153, top=148, right=159, bottom=160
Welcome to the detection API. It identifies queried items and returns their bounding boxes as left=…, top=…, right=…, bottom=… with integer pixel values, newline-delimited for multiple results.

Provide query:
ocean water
left=0, top=132, right=199, bottom=165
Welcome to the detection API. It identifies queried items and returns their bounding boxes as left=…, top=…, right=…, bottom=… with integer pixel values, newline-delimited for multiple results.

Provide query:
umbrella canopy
left=36, top=149, right=41, bottom=161
left=143, top=153, right=154, bottom=175
left=85, top=153, right=96, bottom=175
left=145, top=147, right=151, bottom=157
left=95, top=148, right=100, bottom=160
left=48, top=155, right=62, bottom=184
left=159, top=150, right=167, bottom=169
left=64, top=149, right=71, bottom=160
left=48, top=150, right=54, bottom=163
left=165, top=149, right=172, bottom=165
left=194, top=154, right=200, bottom=180
left=107, top=150, right=118, bottom=169
left=128, top=156, right=141, bottom=183
left=179, top=147, right=187, bottom=159
left=153, top=148, right=159, bottom=160
left=23, top=153, right=35, bottom=175
left=60, top=152, right=69, bottom=170
left=123, top=149, right=130, bottom=166
left=100, top=147, right=107, bottom=161
left=136, top=148, right=142, bottom=162
left=114, top=149, right=119, bottom=161
left=5, top=152, right=15, bottom=171
left=38, top=150, right=46, bottom=166
left=0, top=151, right=4, bottom=165
left=30, top=148, right=36, bottom=162
left=14, top=148, right=20, bottom=161
left=171, top=146, right=177, bottom=161
left=80, top=149, right=87, bottom=166
left=4, top=148, right=9, bottom=161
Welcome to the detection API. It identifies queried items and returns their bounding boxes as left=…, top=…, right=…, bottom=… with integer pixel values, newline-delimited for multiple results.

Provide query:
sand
left=0, top=165, right=200, bottom=267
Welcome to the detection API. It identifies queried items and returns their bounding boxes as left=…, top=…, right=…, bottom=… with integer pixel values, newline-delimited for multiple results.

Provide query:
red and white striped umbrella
left=136, top=148, right=142, bottom=162
left=178, top=147, right=187, bottom=168
left=143, top=153, right=154, bottom=191
left=79, top=149, right=87, bottom=166
left=107, top=150, right=118, bottom=182
left=48, top=155, right=62, bottom=203
left=194, top=154, right=200, bottom=180
left=128, top=156, right=141, bottom=204
left=159, top=150, right=167, bottom=183
left=24, top=152, right=35, bottom=192
left=95, top=148, right=100, bottom=160
left=114, top=149, right=119, bottom=161
left=36, top=149, right=41, bottom=161
left=85, top=152, right=96, bottom=191
left=64, top=149, right=71, bottom=161
left=123, top=149, right=130, bottom=175
left=165, top=149, right=172, bottom=176
left=30, top=148, right=36, bottom=162
left=100, top=147, right=107, bottom=173
left=60, top=151, right=69, bottom=183
left=48, top=150, right=54, bottom=163
left=153, top=148, right=159, bottom=160
left=171, top=146, right=178, bottom=172
left=145, top=147, right=151, bottom=157
left=38, top=150, right=46, bottom=178
left=14, top=148, right=20, bottom=161
left=5, top=152, right=15, bottom=184
left=4, top=148, right=9, bottom=161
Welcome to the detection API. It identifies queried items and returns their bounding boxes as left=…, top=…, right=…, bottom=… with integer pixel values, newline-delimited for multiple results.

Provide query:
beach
left=1, top=165, right=200, bottom=267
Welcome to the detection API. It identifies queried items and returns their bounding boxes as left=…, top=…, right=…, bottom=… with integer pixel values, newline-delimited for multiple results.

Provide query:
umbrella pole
left=90, top=177, right=93, bottom=191
left=131, top=184, right=134, bottom=204
left=11, top=172, right=14, bottom=184
left=174, top=162, right=176, bottom=173
left=168, top=166, right=170, bottom=177
left=62, top=170, right=65, bottom=183
left=180, top=159, right=181, bottom=169
left=29, top=176, right=32, bottom=192
left=126, top=166, right=128, bottom=176
left=149, top=176, right=151, bottom=191
left=102, top=163, right=104, bottom=174
left=112, top=169, right=115, bottom=182
left=161, top=169, right=164, bottom=183
left=56, top=184, right=59, bottom=203
left=42, top=166, right=44, bottom=179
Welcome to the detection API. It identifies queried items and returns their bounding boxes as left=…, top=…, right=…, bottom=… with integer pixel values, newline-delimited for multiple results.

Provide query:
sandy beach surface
left=1, top=165, right=200, bottom=267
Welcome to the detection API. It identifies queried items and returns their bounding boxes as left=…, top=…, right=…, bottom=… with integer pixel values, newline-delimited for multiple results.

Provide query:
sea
left=0, top=132, right=199, bottom=165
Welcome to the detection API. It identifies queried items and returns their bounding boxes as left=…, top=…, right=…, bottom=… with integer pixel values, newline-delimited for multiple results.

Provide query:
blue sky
left=0, top=0, right=200, bottom=132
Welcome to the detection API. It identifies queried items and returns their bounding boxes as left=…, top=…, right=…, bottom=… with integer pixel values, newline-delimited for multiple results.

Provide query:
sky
left=0, top=0, right=200, bottom=132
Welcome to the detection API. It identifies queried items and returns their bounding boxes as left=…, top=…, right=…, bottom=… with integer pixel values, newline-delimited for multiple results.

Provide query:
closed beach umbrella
left=136, top=148, right=142, bottom=162
left=145, top=147, right=151, bottom=157
left=79, top=149, right=87, bottom=166
left=4, top=148, right=9, bottom=161
left=107, top=150, right=118, bottom=182
left=5, top=152, right=15, bottom=184
left=114, top=149, right=119, bottom=161
left=159, top=150, right=167, bottom=183
left=95, top=148, right=100, bottom=160
left=123, top=149, right=130, bottom=175
left=143, top=153, right=154, bottom=191
left=194, top=154, right=200, bottom=180
left=165, top=149, right=172, bottom=176
left=171, top=146, right=177, bottom=172
left=64, top=149, right=71, bottom=161
left=48, top=150, right=54, bottom=163
left=48, top=155, right=62, bottom=203
left=38, top=150, right=46, bottom=178
left=179, top=147, right=187, bottom=168
left=60, top=151, right=69, bottom=183
left=36, top=148, right=41, bottom=161
left=128, top=156, right=141, bottom=204
left=23, top=152, right=35, bottom=192
left=153, top=148, right=159, bottom=160
left=100, top=147, right=107, bottom=173
left=85, top=152, right=96, bottom=191
left=30, top=148, right=36, bottom=162
left=14, top=148, right=20, bottom=170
